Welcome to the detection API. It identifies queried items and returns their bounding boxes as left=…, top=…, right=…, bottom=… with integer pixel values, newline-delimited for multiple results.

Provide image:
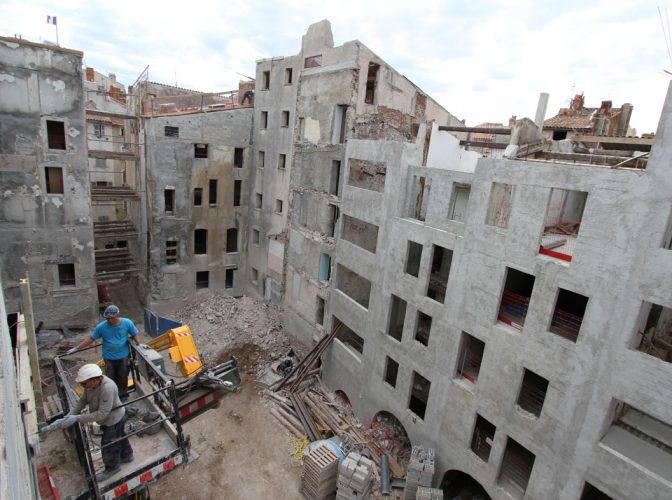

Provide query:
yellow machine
left=146, top=325, right=203, bottom=377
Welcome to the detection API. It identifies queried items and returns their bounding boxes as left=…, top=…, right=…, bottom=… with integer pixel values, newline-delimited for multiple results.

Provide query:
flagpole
left=55, top=22, right=59, bottom=46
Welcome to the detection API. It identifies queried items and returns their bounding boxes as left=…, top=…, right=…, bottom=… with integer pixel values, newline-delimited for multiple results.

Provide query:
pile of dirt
left=172, top=290, right=294, bottom=373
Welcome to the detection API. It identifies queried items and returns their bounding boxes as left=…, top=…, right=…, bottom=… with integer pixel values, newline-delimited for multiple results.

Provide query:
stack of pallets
left=301, top=442, right=340, bottom=500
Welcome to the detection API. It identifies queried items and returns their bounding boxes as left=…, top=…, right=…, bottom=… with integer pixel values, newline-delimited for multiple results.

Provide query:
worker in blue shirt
left=68, top=305, right=141, bottom=400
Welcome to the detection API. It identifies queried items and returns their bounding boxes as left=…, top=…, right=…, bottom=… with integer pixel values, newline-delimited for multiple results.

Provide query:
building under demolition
left=1, top=20, right=671, bottom=500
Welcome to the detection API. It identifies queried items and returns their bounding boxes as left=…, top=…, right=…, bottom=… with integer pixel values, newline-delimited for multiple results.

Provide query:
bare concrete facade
left=142, top=87, right=253, bottom=304
left=0, top=37, right=97, bottom=327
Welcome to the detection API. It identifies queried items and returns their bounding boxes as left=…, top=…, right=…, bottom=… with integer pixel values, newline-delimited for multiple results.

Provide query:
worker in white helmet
left=42, top=363, right=134, bottom=480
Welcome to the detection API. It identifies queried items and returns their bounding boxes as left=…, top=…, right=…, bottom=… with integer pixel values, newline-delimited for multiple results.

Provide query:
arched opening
left=335, top=390, right=351, bottom=408
left=365, top=411, right=412, bottom=470
left=441, top=470, right=491, bottom=500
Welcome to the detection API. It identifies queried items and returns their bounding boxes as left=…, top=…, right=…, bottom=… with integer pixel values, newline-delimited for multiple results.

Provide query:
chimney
left=617, top=103, right=633, bottom=137
left=571, top=94, right=584, bottom=111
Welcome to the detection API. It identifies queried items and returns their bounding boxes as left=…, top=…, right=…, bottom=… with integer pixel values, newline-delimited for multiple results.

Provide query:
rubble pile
left=172, top=291, right=291, bottom=368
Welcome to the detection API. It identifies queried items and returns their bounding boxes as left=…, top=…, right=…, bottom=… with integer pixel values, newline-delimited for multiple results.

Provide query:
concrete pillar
left=534, top=92, right=550, bottom=130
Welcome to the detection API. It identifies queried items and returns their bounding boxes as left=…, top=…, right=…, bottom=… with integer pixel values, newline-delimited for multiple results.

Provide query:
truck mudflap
left=101, top=451, right=185, bottom=499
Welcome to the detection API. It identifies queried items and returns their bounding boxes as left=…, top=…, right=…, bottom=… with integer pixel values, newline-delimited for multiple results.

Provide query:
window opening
left=193, top=188, right=203, bottom=206
left=387, top=295, right=407, bottom=341
left=498, top=267, right=535, bottom=330
left=334, top=317, right=364, bottom=354
left=335, top=264, right=371, bottom=309
left=252, top=229, right=260, bottom=245
left=456, top=332, right=485, bottom=383
left=233, top=180, right=242, bottom=207
left=304, top=54, right=322, bottom=68
left=330, top=160, right=341, bottom=195
left=315, top=297, right=325, bottom=325
left=449, top=184, right=471, bottom=222
left=255, top=193, right=263, bottom=209
left=539, top=188, right=587, bottom=262
left=348, top=159, right=386, bottom=193
left=415, top=312, right=432, bottom=346
left=516, top=369, right=549, bottom=417
left=278, top=153, right=286, bottom=170
left=471, top=415, right=496, bottom=462
left=226, top=228, right=238, bottom=253
left=166, top=240, right=178, bottom=264
left=45, top=166, right=64, bottom=194
left=284, top=68, right=293, bottom=85
left=194, top=229, right=207, bottom=255
left=485, top=182, right=514, bottom=228
left=262, top=71, right=270, bottom=90
left=365, top=63, right=380, bottom=104
left=326, top=204, right=339, bottom=237
left=334, top=105, right=347, bottom=144
left=194, top=143, right=208, bottom=158
left=384, top=356, right=399, bottom=387
left=261, top=111, right=268, bottom=129
left=225, top=267, right=236, bottom=288
left=164, top=188, right=174, bottom=215
left=498, top=438, right=536, bottom=496
left=549, top=289, right=588, bottom=342
left=258, top=151, right=265, bottom=168
left=209, top=179, right=217, bottom=206
left=342, top=215, right=378, bottom=253
left=196, top=271, right=209, bottom=289
left=426, top=245, right=452, bottom=303
left=251, top=267, right=259, bottom=284
left=164, top=126, right=179, bottom=137
left=275, top=199, right=284, bottom=214
left=405, top=241, right=422, bottom=277
left=47, top=120, right=66, bottom=149
left=319, top=253, right=331, bottom=282
left=234, top=148, right=244, bottom=168
left=93, top=123, right=105, bottom=138
left=281, top=110, right=290, bottom=127
left=58, top=263, right=76, bottom=287
left=409, top=175, right=429, bottom=221
left=552, top=130, right=568, bottom=140
left=408, top=372, right=431, bottom=419
left=636, top=302, right=672, bottom=363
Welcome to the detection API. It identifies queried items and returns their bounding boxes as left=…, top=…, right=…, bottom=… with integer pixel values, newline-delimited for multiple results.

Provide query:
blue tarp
left=143, top=308, right=183, bottom=338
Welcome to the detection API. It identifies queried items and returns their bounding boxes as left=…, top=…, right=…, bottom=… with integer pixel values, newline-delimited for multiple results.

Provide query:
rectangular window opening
left=327, top=204, right=339, bottom=237
left=334, top=317, right=364, bottom=355
left=315, top=297, right=325, bottom=326
left=456, top=332, right=485, bottom=383
left=278, top=153, right=286, bottom=170
left=333, top=105, right=347, bottom=144
left=166, top=240, right=178, bottom=265
left=226, top=228, right=238, bottom=253
left=284, top=68, right=293, bottom=85
left=304, top=54, right=322, bottom=68
left=47, top=120, right=66, bottom=149
left=471, top=415, right=496, bottom=462
left=319, top=253, right=331, bottom=282
left=498, top=438, right=536, bottom=495
left=281, top=110, right=290, bottom=127
left=330, top=160, right=341, bottom=195
left=233, top=180, right=242, bottom=207
left=194, top=229, right=207, bottom=255
left=415, top=312, right=432, bottom=346
left=194, top=143, right=208, bottom=158
left=255, top=192, right=263, bottom=209
left=258, top=151, right=265, bottom=168
left=405, top=241, right=423, bottom=277
left=164, top=188, right=175, bottom=215
left=196, top=271, right=209, bottom=289
left=58, top=263, right=76, bottom=287
left=164, top=125, right=179, bottom=138
left=275, top=199, right=284, bottom=214
left=539, top=188, right=587, bottom=262
left=234, top=147, right=244, bottom=168
left=364, top=63, right=380, bottom=104
left=341, top=214, right=378, bottom=254
left=225, top=268, right=236, bottom=289
left=636, top=301, right=672, bottom=363
left=260, top=111, right=268, bottom=129
left=335, top=264, right=371, bottom=309
left=498, top=267, right=535, bottom=330
left=550, top=289, right=589, bottom=342
left=93, top=123, right=105, bottom=138
left=449, top=184, right=471, bottom=222
left=408, top=175, right=429, bottom=221
left=486, top=182, right=514, bottom=228
left=252, top=229, right=260, bottom=245
left=45, top=166, right=64, bottom=194
left=262, top=71, right=270, bottom=90
left=251, top=267, right=259, bottom=284
left=384, top=356, right=399, bottom=388
left=193, top=188, right=203, bottom=206
left=408, top=371, right=431, bottom=420
left=387, top=295, right=407, bottom=342
left=516, top=369, right=549, bottom=417
left=426, top=245, right=452, bottom=303
left=208, top=179, right=217, bottom=206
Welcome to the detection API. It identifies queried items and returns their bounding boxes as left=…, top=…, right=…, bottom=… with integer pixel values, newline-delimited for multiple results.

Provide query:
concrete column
left=534, top=92, right=550, bottom=130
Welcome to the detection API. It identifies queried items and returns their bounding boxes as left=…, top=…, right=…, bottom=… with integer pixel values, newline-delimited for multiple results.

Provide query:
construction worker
left=68, top=305, right=141, bottom=400
left=42, top=363, right=134, bottom=480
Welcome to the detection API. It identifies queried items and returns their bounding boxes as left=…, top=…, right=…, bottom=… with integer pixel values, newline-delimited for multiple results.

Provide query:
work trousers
left=101, top=412, right=133, bottom=470
left=105, top=357, right=129, bottom=400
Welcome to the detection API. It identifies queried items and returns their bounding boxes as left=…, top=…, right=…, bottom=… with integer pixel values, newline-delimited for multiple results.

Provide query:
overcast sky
left=1, top=0, right=669, bottom=133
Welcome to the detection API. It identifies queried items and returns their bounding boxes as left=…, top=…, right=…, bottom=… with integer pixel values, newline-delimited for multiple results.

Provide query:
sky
left=1, top=0, right=670, bottom=133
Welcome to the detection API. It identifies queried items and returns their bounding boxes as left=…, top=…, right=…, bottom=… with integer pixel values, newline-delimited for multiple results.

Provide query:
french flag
left=47, top=16, right=57, bottom=25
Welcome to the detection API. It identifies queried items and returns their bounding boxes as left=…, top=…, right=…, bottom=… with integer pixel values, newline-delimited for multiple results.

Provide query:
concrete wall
left=145, top=108, right=252, bottom=304
left=0, top=37, right=97, bottom=327
left=318, top=88, right=672, bottom=499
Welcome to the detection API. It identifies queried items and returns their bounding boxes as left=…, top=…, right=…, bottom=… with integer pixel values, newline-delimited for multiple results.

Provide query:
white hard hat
left=76, top=363, right=103, bottom=383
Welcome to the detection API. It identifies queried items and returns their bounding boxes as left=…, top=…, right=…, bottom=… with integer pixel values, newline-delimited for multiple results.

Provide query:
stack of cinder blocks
left=301, top=442, right=340, bottom=500
left=336, top=452, right=374, bottom=500
left=415, top=486, right=443, bottom=500
left=403, top=446, right=435, bottom=500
